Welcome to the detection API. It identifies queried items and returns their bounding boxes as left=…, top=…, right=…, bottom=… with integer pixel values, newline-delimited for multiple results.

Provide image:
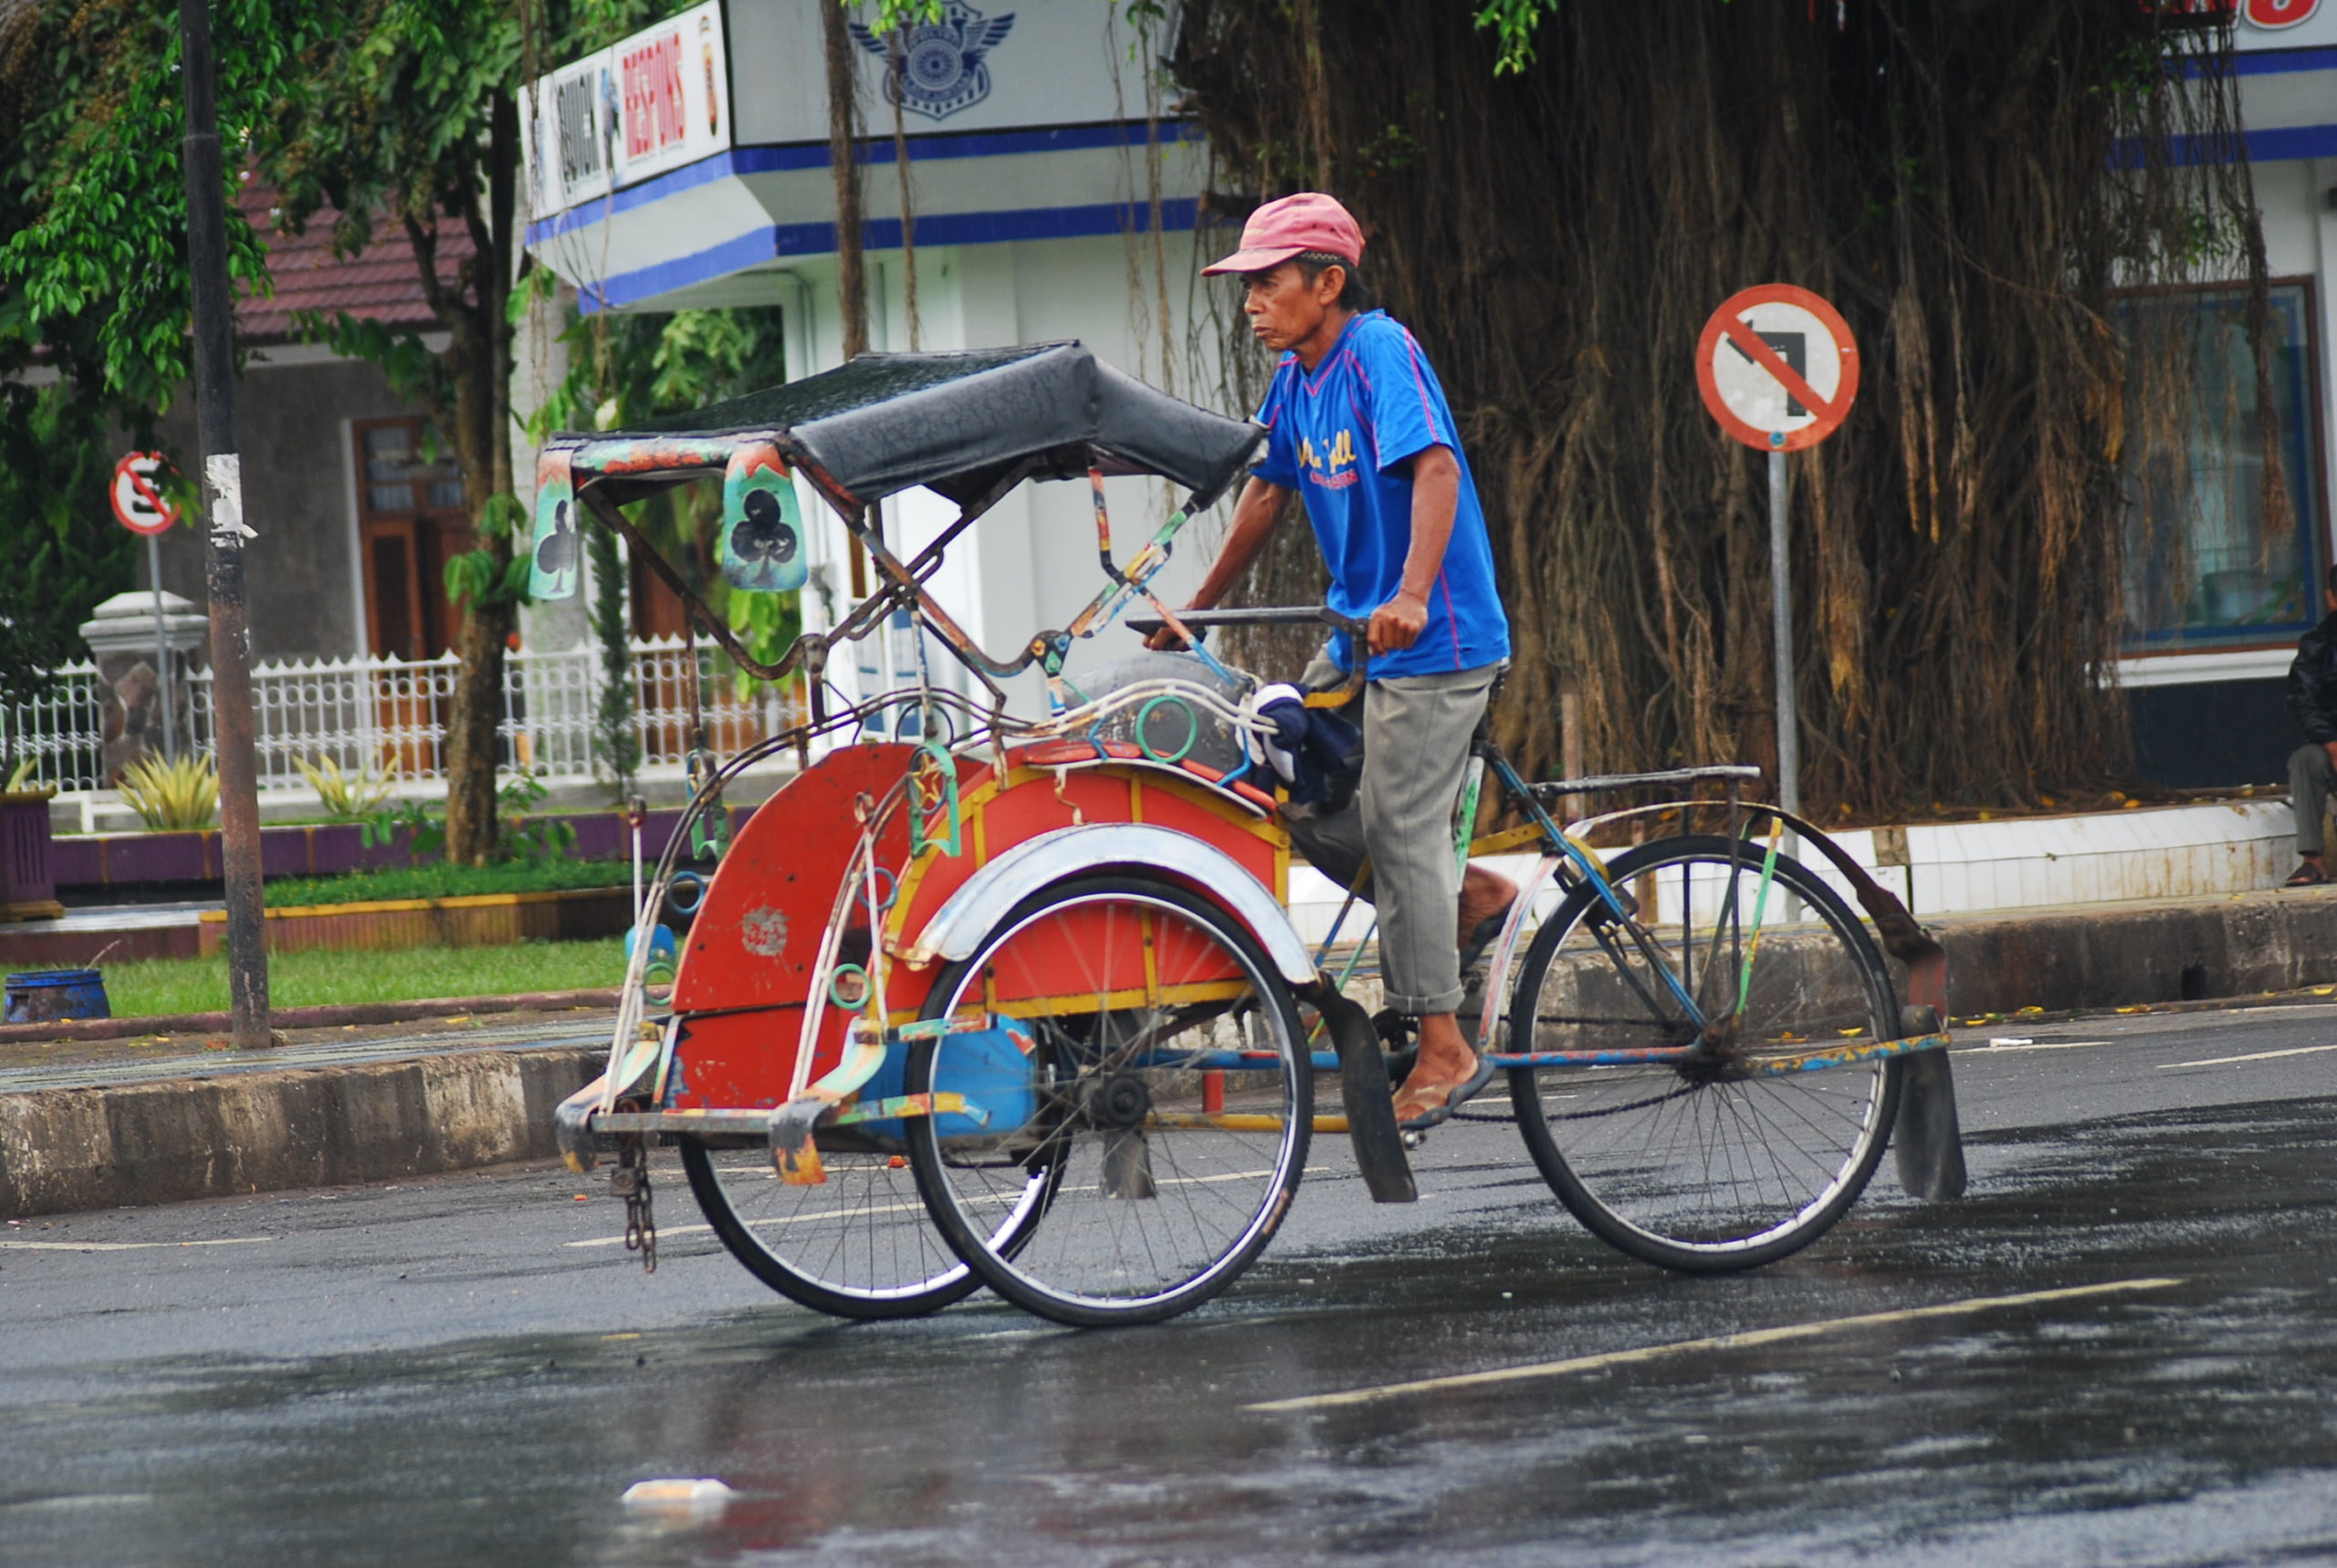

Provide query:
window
left=353, top=418, right=472, bottom=658
left=2119, top=280, right=2330, bottom=653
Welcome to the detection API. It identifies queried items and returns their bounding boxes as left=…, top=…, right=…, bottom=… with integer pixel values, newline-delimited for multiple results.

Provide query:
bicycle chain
left=611, top=1134, right=656, bottom=1273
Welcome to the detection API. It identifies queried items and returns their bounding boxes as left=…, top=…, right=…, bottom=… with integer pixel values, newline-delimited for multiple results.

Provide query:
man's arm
left=1366, top=444, right=1459, bottom=655
left=1145, top=476, right=1292, bottom=650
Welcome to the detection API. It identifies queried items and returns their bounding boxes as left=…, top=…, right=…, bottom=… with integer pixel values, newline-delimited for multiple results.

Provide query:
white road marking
left=1980, top=1039, right=2111, bottom=1052
left=1242, top=1277, right=2185, bottom=1412
left=0, top=1237, right=275, bottom=1252
left=2158, top=1041, right=2337, bottom=1070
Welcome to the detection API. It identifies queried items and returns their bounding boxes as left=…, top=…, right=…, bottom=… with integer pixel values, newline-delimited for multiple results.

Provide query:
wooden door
left=354, top=418, right=472, bottom=774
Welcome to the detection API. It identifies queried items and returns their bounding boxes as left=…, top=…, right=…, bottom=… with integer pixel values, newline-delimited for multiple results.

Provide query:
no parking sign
left=110, top=452, right=180, bottom=536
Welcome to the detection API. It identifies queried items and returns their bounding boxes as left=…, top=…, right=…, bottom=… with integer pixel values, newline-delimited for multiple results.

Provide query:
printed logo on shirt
left=1300, top=427, right=1360, bottom=490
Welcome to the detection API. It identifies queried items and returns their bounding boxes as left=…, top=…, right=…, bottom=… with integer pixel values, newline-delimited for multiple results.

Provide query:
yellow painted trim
left=203, top=885, right=626, bottom=922
left=1469, top=824, right=1548, bottom=857
left=884, top=758, right=1294, bottom=955
left=990, top=978, right=1251, bottom=1018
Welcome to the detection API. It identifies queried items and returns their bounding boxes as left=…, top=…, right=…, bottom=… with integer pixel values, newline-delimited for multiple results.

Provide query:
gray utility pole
left=176, top=0, right=271, bottom=1048
left=1767, top=446, right=1799, bottom=820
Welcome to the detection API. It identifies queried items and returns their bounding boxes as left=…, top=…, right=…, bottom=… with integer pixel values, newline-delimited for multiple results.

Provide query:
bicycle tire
left=680, top=1122, right=1048, bottom=1320
left=905, top=874, right=1311, bottom=1327
left=1505, top=833, right=1902, bottom=1271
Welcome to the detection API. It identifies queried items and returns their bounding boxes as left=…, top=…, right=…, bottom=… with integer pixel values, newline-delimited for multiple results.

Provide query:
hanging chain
left=611, top=1133, right=656, bottom=1273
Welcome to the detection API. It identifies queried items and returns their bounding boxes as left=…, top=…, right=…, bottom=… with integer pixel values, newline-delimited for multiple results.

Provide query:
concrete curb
left=0, top=988, right=621, bottom=1046
left=1930, top=889, right=2337, bottom=1017
left=0, top=1046, right=601, bottom=1218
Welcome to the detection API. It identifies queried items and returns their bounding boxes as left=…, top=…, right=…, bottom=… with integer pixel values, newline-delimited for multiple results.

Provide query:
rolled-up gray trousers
left=1284, top=652, right=1498, bottom=1015
left=2292, top=742, right=2335, bottom=854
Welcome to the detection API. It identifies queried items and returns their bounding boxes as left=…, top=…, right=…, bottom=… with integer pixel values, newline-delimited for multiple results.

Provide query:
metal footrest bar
left=1483, top=1030, right=1953, bottom=1075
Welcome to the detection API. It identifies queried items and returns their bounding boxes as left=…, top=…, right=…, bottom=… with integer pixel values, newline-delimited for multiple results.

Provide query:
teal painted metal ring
left=827, top=964, right=870, bottom=1009
left=1134, top=694, right=1200, bottom=764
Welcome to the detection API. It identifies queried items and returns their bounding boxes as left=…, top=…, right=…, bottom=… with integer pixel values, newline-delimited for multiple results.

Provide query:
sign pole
left=176, top=0, right=270, bottom=1050
left=1696, top=283, right=1857, bottom=818
left=147, top=533, right=175, bottom=759
left=1767, top=444, right=1797, bottom=819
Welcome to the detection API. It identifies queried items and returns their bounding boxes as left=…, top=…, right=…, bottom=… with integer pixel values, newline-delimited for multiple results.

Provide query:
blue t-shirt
left=1252, top=311, right=1510, bottom=679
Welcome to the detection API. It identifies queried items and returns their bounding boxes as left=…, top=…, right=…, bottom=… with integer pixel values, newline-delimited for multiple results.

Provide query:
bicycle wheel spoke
left=907, top=878, right=1309, bottom=1325
left=1507, top=836, right=1901, bottom=1270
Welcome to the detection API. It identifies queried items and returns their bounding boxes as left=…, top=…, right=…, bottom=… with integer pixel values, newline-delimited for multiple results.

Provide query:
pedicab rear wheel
left=905, top=875, right=1311, bottom=1327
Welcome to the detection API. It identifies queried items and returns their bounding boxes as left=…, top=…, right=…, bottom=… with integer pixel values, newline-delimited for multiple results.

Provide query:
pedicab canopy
left=528, top=342, right=1264, bottom=603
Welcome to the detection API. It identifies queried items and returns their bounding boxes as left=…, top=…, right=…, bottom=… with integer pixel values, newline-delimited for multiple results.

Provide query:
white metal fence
left=0, top=638, right=802, bottom=794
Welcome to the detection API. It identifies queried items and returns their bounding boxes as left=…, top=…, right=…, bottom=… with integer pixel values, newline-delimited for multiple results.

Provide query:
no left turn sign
left=110, top=452, right=180, bottom=537
left=1695, top=285, right=1860, bottom=453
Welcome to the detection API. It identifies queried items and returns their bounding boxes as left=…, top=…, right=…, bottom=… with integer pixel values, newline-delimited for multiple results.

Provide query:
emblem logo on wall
left=850, top=2, right=1015, bottom=121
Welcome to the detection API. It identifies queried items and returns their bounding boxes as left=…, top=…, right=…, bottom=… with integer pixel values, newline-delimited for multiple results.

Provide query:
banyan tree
left=1165, top=1, right=2275, bottom=818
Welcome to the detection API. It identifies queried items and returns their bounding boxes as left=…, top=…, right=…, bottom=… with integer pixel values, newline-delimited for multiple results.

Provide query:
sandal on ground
left=1394, top=1052, right=1499, bottom=1133
left=2286, top=862, right=2330, bottom=888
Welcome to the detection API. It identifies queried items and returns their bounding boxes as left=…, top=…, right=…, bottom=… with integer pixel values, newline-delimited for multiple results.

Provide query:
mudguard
left=897, top=821, right=1316, bottom=987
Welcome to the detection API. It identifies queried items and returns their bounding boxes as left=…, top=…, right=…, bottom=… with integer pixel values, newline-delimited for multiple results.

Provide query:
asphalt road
left=4, top=1002, right=2335, bottom=1566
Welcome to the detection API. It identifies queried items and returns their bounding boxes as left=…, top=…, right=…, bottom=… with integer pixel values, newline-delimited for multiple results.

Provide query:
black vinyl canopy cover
left=558, top=342, right=1264, bottom=509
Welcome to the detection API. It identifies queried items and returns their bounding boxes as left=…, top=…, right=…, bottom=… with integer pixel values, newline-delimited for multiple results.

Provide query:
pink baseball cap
left=1200, top=193, right=1365, bottom=277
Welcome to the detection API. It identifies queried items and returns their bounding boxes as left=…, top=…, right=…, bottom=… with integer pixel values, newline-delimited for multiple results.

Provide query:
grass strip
left=102, top=939, right=626, bottom=1017
left=265, top=860, right=629, bottom=908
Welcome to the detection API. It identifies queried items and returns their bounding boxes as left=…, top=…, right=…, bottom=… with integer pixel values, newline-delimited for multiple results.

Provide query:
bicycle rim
left=907, top=875, right=1310, bottom=1326
left=1507, top=834, right=1902, bottom=1271
left=681, top=1136, right=1043, bottom=1319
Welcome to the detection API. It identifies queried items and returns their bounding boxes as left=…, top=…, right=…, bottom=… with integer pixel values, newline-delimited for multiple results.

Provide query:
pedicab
left=535, top=341, right=1968, bottom=1328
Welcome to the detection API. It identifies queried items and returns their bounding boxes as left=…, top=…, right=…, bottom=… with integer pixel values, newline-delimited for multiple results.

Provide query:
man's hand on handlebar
left=1367, top=590, right=1430, bottom=655
left=1144, top=613, right=1202, bottom=653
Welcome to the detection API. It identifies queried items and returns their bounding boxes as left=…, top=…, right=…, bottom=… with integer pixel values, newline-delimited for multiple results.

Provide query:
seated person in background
left=2284, top=567, right=2337, bottom=887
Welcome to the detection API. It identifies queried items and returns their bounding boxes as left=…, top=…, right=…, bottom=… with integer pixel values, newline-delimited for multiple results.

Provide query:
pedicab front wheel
left=1506, top=834, right=1902, bottom=1272
left=905, top=874, right=1312, bottom=1327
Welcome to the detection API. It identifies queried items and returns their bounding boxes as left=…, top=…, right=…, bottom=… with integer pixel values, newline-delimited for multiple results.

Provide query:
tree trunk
left=441, top=89, right=521, bottom=865
left=823, top=0, right=869, bottom=360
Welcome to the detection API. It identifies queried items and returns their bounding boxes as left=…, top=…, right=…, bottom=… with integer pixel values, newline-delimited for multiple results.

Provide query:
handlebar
left=1123, top=605, right=1371, bottom=644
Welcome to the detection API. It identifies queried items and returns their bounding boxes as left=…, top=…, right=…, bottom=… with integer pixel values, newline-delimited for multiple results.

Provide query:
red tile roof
left=236, top=179, right=476, bottom=344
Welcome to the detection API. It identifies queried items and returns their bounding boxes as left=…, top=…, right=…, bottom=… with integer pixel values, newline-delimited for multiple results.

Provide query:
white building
left=2115, top=8, right=2337, bottom=785
left=519, top=0, right=1233, bottom=718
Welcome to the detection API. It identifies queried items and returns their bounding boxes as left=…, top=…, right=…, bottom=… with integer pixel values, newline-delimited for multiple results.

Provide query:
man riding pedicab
left=1153, top=192, right=1518, bottom=1127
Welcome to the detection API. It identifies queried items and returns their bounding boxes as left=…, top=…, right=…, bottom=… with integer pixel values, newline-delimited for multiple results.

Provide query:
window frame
left=2112, top=274, right=2333, bottom=658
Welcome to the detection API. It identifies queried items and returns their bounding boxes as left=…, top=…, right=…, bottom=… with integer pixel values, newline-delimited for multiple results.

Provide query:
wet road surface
left=5, top=1002, right=2336, bottom=1566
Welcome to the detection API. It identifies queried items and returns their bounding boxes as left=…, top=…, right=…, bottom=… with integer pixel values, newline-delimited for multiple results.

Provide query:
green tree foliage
left=0, top=0, right=238, bottom=728
left=0, top=0, right=658, bottom=855
left=1, top=0, right=291, bottom=409
left=0, top=381, right=141, bottom=722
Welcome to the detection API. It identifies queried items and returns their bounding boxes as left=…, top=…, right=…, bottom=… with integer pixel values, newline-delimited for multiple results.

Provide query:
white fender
left=898, top=823, right=1316, bottom=986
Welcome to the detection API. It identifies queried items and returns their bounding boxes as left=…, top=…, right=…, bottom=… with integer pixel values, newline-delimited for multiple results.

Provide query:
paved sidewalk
left=0, top=1010, right=613, bottom=1094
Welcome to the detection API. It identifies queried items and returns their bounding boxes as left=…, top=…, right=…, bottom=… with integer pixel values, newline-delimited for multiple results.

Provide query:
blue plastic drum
left=5, top=968, right=111, bottom=1024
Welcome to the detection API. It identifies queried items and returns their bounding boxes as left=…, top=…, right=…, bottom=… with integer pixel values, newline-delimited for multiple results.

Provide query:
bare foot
left=1457, top=863, right=1519, bottom=947
left=1393, top=1011, right=1481, bottom=1120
